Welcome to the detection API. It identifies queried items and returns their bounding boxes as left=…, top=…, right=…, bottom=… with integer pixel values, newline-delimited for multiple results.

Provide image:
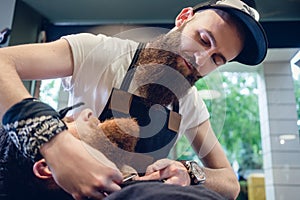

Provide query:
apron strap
left=120, top=42, right=146, bottom=91
left=172, top=100, right=179, bottom=113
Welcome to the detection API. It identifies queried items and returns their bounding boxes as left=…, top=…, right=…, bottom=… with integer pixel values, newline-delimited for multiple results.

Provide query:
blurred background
left=1, top=1, right=299, bottom=200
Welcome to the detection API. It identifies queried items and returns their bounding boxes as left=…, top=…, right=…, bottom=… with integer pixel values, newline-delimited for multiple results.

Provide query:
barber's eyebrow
left=205, top=30, right=217, bottom=47
left=204, top=30, right=227, bottom=63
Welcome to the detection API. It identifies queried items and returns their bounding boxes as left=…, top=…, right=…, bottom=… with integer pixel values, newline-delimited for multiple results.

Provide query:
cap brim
left=194, top=5, right=268, bottom=66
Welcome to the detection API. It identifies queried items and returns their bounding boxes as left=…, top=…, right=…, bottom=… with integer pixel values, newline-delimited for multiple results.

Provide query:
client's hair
left=0, top=117, right=139, bottom=200
left=0, top=126, right=73, bottom=200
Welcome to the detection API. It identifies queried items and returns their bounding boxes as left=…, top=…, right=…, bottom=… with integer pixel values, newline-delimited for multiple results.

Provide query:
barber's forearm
left=0, top=54, right=32, bottom=118
left=202, top=167, right=240, bottom=200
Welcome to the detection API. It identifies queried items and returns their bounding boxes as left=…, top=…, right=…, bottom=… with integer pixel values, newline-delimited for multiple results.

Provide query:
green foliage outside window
left=293, top=71, right=300, bottom=133
left=39, top=79, right=61, bottom=109
left=173, top=71, right=263, bottom=170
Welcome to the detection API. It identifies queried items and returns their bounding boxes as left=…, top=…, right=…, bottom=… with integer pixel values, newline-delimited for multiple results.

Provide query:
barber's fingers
left=158, top=164, right=190, bottom=186
left=139, top=159, right=190, bottom=186
left=164, top=176, right=182, bottom=185
left=145, top=158, right=176, bottom=175
left=137, top=167, right=189, bottom=186
left=162, top=169, right=190, bottom=186
left=137, top=171, right=161, bottom=181
left=100, top=175, right=122, bottom=193
left=69, top=159, right=122, bottom=200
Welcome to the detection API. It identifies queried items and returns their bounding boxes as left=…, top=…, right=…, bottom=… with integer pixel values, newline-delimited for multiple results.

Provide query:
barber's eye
left=212, top=54, right=225, bottom=66
left=201, top=38, right=209, bottom=45
left=199, top=33, right=210, bottom=46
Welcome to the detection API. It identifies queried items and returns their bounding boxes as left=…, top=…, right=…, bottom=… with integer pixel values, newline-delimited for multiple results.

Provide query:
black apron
left=99, top=43, right=182, bottom=171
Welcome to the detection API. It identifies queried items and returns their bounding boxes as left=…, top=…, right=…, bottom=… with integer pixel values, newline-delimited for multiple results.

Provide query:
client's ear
left=33, top=158, right=53, bottom=179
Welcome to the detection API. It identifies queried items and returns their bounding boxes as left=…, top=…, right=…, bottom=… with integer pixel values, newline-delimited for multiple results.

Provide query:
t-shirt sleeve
left=60, top=33, right=109, bottom=90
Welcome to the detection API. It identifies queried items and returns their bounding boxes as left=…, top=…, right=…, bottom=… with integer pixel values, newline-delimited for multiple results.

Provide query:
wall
left=0, top=0, right=16, bottom=47
left=258, top=48, right=300, bottom=200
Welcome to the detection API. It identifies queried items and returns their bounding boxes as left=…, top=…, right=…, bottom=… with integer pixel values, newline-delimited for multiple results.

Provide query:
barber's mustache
left=179, top=53, right=197, bottom=70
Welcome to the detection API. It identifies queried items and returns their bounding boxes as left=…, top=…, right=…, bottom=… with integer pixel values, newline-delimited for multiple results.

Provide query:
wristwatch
left=181, top=160, right=206, bottom=185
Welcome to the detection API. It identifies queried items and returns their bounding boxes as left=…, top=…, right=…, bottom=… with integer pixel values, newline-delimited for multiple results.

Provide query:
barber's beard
left=134, top=31, right=201, bottom=106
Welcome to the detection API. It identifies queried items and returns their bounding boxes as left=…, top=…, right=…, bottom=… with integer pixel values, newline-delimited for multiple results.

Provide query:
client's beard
left=134, top=31, right=201, bottom=106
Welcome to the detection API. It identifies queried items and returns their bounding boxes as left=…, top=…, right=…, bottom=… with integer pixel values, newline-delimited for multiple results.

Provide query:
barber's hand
left=40, top=130, right=123, bottom=200
left=136, top=158, right=191, bottom=186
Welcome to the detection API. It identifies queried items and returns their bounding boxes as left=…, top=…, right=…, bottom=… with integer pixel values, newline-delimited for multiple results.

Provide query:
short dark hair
left=0, top=127, right=72, bottom=200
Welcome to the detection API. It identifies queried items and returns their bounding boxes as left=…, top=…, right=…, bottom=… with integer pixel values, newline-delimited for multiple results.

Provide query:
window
left=171, top=70, right=263, bottom=177
left=291, top=50, right=300, bottom=133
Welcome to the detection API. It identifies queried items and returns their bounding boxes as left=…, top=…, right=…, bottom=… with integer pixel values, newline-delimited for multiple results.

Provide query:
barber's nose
left=193, top=49, right=211, bottom=68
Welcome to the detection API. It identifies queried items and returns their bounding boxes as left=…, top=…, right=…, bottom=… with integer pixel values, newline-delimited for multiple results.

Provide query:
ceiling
left=21, top=0, right=300, bottom=25
left=18, top=0, right=300, bottom=67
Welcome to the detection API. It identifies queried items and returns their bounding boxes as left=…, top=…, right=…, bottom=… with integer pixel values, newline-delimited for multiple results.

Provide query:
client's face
left=33, top=109, right=140, bottom=183
left=31, top=109, right=118, bottom=197
left=65, top=108, right=101, bottom=140
left=66, top=109, right=139, bottom=154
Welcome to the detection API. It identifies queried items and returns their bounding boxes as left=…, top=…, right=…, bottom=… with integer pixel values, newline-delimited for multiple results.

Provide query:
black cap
left=193, top=0, right=268, bottom=66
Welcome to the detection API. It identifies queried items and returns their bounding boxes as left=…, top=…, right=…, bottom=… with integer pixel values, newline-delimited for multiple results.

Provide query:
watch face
left=191, top=162, right=206, bottom=182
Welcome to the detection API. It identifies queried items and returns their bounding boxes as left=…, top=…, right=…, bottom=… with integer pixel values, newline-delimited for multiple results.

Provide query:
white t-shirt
left=61, top=33, right=210, bottom=138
